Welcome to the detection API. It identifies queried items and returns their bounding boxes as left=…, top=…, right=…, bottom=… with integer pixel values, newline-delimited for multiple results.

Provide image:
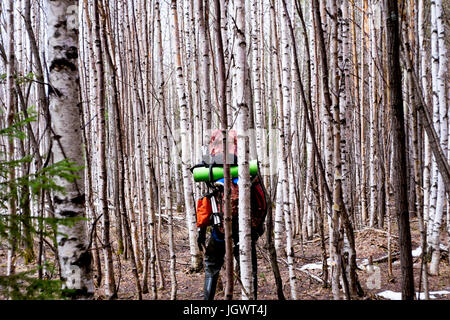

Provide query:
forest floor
left=1, top=213, right=449, bottom=300
left=101, top=213, right=450, bottom=301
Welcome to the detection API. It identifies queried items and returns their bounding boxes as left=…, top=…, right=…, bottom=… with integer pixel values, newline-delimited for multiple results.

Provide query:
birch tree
left=5, top=0, right=17, bottom=277
left=46, top=0, right=94, bottom=298
left=368, top=0, right=378, bottom=228
left=93, top=0, right=116, bottom=299
left=170, top=0, right=202, bottom=275
left=428, top=0, right=448, bottom=276
left=233, top=0, right=254, bottom=300
left=279, top=0, right=297, bottom=300
left=312, top=0, right=343, bottom=300
left=194, top=0, right=211, bottom=146
left=211, top=0, right=235, bottom=300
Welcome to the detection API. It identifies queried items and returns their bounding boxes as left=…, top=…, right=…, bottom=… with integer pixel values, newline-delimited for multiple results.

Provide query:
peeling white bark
left=429, top=0, right=448, bottom=276
left=233, top=0, right=253, bottom=300
left=46, top=0, right=94, bottom=298
left=170, top=0, right=201, bottom=277
left=280, top=3, right=297, bottom=299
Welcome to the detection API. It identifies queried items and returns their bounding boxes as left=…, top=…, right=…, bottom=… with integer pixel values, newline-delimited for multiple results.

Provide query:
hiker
left=192, top=129, right=268, bottom=300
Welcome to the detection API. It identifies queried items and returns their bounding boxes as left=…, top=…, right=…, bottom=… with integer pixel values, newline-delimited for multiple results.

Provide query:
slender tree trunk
left=384, top=0, right=415, bottom=300
left=269, top=0, right=285, bottom=256
left=312, top=0, right=342, bottom=300
left=429, top=0, right=448, bottom=276
left=93, top=1, right=116, bottom=299
left=360, top=0, right=369, bottom=228
left=368, top=0, right=378, bottom=228
left=427, top=0, right=439, bottom=243
left=233, top=0, right=253, bottom=300
left=279, top=1, right=297, bottom=300
left=6, top=0, right=17, bottom=278
left=170, top=0, right=201, bottom=275
left=195, top=0, right=212, bottom=145
left=212, top=0, right=234, bottom=300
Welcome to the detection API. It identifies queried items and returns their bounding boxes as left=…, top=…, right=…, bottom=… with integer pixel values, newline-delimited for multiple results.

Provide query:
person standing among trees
left=194, top=130, right=268, bottom=300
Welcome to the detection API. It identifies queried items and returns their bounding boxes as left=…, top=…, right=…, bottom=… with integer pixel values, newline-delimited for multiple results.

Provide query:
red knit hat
left=209, top=129, right=237, bottom=158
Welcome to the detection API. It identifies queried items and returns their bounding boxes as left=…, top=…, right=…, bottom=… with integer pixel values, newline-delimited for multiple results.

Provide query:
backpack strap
left=208, top=163, right=214, bottom=182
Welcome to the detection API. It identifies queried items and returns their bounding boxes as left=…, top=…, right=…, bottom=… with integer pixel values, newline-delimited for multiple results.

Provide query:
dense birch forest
left=0, top=0, right=449, bottom=301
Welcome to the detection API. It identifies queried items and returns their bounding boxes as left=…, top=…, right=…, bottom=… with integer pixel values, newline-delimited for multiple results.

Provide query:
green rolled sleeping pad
left=193, top=160, right=259, bottom=182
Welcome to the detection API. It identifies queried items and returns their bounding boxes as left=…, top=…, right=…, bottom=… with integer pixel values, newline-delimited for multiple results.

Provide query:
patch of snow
left=357, top=258, right=369, bottom=268
left=363, top=264, right=380, bottom=272
left=429, top=290, right=450, bottom=296
left=377, top=290, right=450, bottom=300
left=411, top=245, right=447, bottom=257
left=300, top=263, right=323, bottom=271
left=412, top=247, right=422, bottom=257
left=377, top=290, right=402, bottom=300
left=418, top=292, right=436, bottom=299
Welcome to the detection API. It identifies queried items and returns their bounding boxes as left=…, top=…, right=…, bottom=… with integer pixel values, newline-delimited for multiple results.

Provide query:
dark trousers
left=203, top=228, right=258, bottom=300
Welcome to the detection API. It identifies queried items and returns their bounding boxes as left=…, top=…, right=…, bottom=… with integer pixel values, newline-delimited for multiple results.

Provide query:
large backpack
left=249, top=175, right=268, bottom=236
left=194, top=129, right=268, bottom=237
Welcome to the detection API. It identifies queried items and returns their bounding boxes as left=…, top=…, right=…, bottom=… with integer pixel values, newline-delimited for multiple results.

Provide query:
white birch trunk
left=93, top=1, right=116, bottom=298
left=196, top=0, right=211, bottom=140
left=251, top=0, right=264, bottom=165
left=418, top=0, right=432, bottom=230
left=429, top=0, right=448, bottom=275
left=270, top=2, right=285, bottom=254
left=233, top=0, right=253, bottom=300
left=46, top=0, right=94, bottom=298
left=170, top=0, right=202, bottom=274
left=329, top=0, right=343, bottom=300
left=280, top=4, right=297, bottom=299
left=368, top=0, right=378, bottom=228
left=6, top=0, right=17, bottom=277
left=360, top=0, right=369, bottom=227
left=427, top=0, right=439, bottom=241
